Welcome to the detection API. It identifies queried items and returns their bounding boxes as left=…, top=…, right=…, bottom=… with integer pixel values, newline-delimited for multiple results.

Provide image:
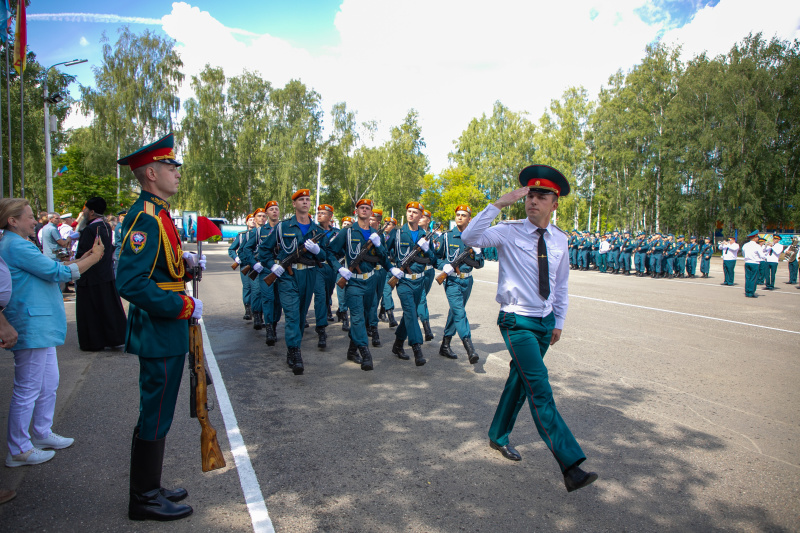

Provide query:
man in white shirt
left=462, top=164, right=597, bottom=493
left=764, top=234, right=782, bottom=290
left=742, top=230, right=765, bottom=298
left=718, top=237, right=740, bottom=286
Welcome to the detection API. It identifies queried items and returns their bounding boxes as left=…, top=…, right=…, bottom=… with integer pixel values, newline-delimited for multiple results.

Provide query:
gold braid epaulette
left=155, top=213, right=185, bottom=280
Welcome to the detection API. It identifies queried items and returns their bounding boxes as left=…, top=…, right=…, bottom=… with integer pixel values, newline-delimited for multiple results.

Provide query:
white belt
left=374, top=265, right=383, bottom=271
left=351, top=271, right=374, bottom=280
left=406, top=272, right=426, bottom=280
left=456, top=272, right=472, bottom=279
left=291, top=263, right=316, bottom=270
left=425, top=265, right=433, bottom=271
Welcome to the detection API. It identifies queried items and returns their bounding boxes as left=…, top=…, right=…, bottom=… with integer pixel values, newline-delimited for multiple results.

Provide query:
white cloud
left=154, top=1, right=800, bottom=173
left=79, top=36, right=89, bottom=47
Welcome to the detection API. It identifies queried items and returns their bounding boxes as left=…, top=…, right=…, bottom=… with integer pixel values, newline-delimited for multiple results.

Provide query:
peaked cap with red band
left=117, top=132, right=181, bottom=170
left=518, top=164, right=570, bottom=197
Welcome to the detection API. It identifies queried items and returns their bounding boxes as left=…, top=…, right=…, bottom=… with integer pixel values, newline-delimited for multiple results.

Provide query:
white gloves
left=472, top=247, right=481, bottom=254
left=253, top=262, right=264, bottom=273
left=391, top=267, right=404, bottom=279
left=417, top=238, right=429, bottom=252
left=271, top=264, right=285, bottom=277
left=368, top=233, right=381, bottom=246
left=338, top=267, right=352, bottom=280
left=183, top=252, right=207, bottom=270
left=442, top=264, right=455, bottom=276
left=191, top=297, right=203, bottom=319
left=235, top=256, right=241, bottom=264
left=304, top=240, right=320, bottom=255
left=198, top=254, right=207, bottom=270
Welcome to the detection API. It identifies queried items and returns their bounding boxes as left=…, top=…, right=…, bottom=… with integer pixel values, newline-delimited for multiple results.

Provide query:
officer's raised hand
left=493, top=186, right=529, bottom=209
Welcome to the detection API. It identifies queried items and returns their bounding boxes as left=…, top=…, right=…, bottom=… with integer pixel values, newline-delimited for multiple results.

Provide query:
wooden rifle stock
left=263, top=231, right=323, bottom=287
left=240, top=264, right=251, bottom=275
left=230, top=261, right=240, bottom=270
left=388, top=222, right=441, bottom=289
left=189, top=323, right=226, bottom=472
left=436, top=248, right=473, bottom=285
left=337, top=222, right=391, bottom=289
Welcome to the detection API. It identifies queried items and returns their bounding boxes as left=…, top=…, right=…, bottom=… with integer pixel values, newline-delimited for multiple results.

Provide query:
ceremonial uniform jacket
left=259, top=215, right=328, bottom=268
left=621, top=239, right=634, bottom=253
left=227, top=231, right=247, bottom=261
left=742, top=241, right=766, bottom=264
left=435, top=227, right=485, bottom=274
left=637, top=239, right=650, bottom=253
left=686, top=243, right=699, bottom=257
left=610, top=237, right=621, bottom=252
left=652, top=240, right=665, bottom=255
left=240, top=224, right=277, bottom=268
left=116, top=191, right=195, bottom=358
left=701, top=244, right=713, bottom=259
left=580, top=237, right=592, bottom=251
left=674, top=242, right=686, bottom=257
left=327, top=225, right=392, bottom=273
left=385, top=224, right=438, bottom=275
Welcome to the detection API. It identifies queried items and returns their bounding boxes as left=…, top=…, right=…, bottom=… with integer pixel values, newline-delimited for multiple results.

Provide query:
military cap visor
left=747, top=230, right=759, bottom=238
left=519, top=164, right=570, bottom=197
left=117, top=132, right=181, bottom=170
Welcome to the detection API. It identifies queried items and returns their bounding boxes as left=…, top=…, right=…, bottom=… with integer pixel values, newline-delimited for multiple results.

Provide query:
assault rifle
left=388, top=222, right=442, bottom=289
left=263, top=230, right=325, bottom=286
left=436, top=247, right=478, bottom=285
left=336, top=222, right=391, bottom=289
left=188, top=240, right=226, bottom=472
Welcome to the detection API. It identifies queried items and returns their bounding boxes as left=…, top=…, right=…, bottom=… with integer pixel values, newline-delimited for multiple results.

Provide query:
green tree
left=421, top=166, right=486, bottom=224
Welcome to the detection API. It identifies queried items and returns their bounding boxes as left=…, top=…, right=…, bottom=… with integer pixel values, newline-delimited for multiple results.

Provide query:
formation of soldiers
left=229, top=190, right=483, bottom=375
left=567, top=230, right=716, bottom=278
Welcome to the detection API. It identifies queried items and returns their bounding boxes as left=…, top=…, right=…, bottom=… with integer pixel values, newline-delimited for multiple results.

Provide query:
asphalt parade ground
left=1, top=244, right=798, bottom=532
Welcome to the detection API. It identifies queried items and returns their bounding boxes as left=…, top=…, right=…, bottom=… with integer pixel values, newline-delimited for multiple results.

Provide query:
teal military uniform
left=674, top=237, right=686, bottom=277
left=685, top=238, right=699, bottom=277
left=700, top=240, right=713, bottom=277
left=634, top=235, right=648, bottom=275
left=650, top=237, right=663, bottom=276
left=227, top=231, right=252, bottom=316
left=240, top=225, right=264, bottom=323
left=314, top=226, right=340, bottom=330
left=241, top=222, right=283, bottom=335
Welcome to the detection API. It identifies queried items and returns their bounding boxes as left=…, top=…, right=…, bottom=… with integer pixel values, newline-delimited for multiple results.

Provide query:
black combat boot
left=131, top=429, right=187, bottom=503
left=327, top=305, right=334, bottom=322
left=422, top=320, right=434, bottom=341
left=387, top=310, right=398, bottom=328
left=358, top=345, right=374, bottom=371
left=265, top=322, right=276, bottom=346
left=243, top=305, right=252, bottom=321
left=462, top=337, right=479, bottom=364
left=286, top=348, right=295, bottom=367
left=347, top=339, right=362, bottom=364
left=339, top=310, right=350, bottom=332
left=316, top=326, right=327, bottom=350
left=411, top=343, right=427, bottom=366
left=253, top=312, right=264, bottom=330
left=392, top=337, right=409, bottom=360
left=378, top=305, right=387, bottom=321
left=439, top=336, right=457, bottom=359
left=129, top=437, right=193, bottom=521
left=371, top=326, right=381, bottom=347
left=290, top=347, right=304, bottom=375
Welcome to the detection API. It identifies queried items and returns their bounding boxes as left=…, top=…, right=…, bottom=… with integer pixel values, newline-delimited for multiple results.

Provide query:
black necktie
left=536, top=228, right=550, bottom=300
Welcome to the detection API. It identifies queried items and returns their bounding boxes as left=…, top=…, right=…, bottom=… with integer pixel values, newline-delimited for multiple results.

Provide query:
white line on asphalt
left=472, top=279, right=800, bottom=335
left=200, top=318, right=275, bottom=533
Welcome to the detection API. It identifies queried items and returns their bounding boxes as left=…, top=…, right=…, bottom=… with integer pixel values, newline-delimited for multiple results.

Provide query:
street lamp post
left=44, top=58, right=87, bottom=212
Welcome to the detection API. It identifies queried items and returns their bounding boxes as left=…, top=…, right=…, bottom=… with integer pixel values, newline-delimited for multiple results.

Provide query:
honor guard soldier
left=328, top=199, right=396, bottom=370
left=366, top=208, right=387, bottom=346
left=685, top=236, right=699, bottom=277
left=335, top=216, right=354, bottom=331
left=229, top=214, right=255, bottom=319
left=756, top=237, right=768, bottom=286
left=313, top=204, right=339, bottom=347
left=259, top=189, right=328, bottom=374
left=386, top=201, right=438, bottom=366
left=116, top=133, right=205, bottom=521
left=578, top=231, right=591, bottom=270
left=416, top=209, right=437, bottom=342
left=240, top=208, right=268, bottom=330
left=699, top=237, right=713, bottom=277
left=462, top=164, right=598, bottom=493
left=742, top=230, right=765, bottom=297
left=380, top=217, right=399, bottom=328
left=244, top=202, right=283, bottom=345
left=568, top=231, right=578, bottom=269
left=597, top=234, right=610, bottom=273
left=436, top=204, right=484, bottom=363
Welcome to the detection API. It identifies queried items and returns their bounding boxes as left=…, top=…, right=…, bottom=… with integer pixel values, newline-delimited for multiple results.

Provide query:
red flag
left=12, top=0, right=25, bottom=74
left=196, top=216, right=222, bottom=242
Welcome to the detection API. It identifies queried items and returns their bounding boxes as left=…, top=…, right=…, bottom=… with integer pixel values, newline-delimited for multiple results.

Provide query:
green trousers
left=345, top=274, right=377, bottom=347
left=277, top=268, right=316, bottom=348
left=137, top=354, right=186, bottom=441
left=744, top=263, right=759, bottom=296
left=395, top=276, right=425, bottom=345
left=488, top=311, right=585, bottom=473
left=443, top=276, right=473, bottom=339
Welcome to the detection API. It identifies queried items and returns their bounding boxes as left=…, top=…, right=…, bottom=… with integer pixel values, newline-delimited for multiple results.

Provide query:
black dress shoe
left=489, top=440, right=521, bottom=461
left=563, top=465, right=598, bottom=492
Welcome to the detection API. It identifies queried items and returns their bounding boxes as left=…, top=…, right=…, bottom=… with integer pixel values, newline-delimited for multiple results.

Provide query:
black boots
left=422, top=320, right=434, bottom=341
left=563, top=464, right=598, bottom=492
left=289, top=347, right=304, bottom=375
left=378, top=305, right=387, bottom=321
left=387, top=310, right=398, bottom=328
left=463, top=337, right=479, bottom=364
left=327, top=305, right=334, bottom=322
left=337, top=310, right=350, bottom=332
left=265, top=322, right=276, bottom=346
left=392, top=337, right=409, bottom=360
left=439, top=336, right=457, bottom=359
left=347, top=339, right=362, bottom=364
left=370, top=326, right=381, bottom=347
left=411, top=343, right=427, bottom=366
left=253, top=312, right=264, bottom=330
left=358, top=345, right=374, bottom=371
left=243, top=304, right=252, bottom=321
left=316, top=326, right=327, bottom=350
left=129, top=436, right=192, bottom=521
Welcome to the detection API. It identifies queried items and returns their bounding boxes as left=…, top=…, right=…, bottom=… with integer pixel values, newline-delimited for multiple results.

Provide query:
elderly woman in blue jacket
left=0, top=198, right=104, bottom=467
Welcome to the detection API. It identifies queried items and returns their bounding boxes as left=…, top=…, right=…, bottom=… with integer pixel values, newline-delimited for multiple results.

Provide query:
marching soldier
left=386, top=201, right=438, bottom=366
left=312, top=204, right=339, bottom=348
left=251, top=201, right=283, bottom=345
left=116, top=133, right=203, bottom=521
left=380, top=217, right=399, bottom=328
left=258, top=189, right=328, bottom=375
left=240, top=208, right=268, bottom=330
left=700, top=237, right=713, bottom=278
left=785, top=236, right=799, bottom=285
left=228, top=214, right=255, bottom=319
left=366, top=208, right=387, bottom=346
left=756, top=237, right=768, bottom=286
left=609, top=230, right=620, bottom=273
left=568, top=231, right=578, bottom=269
left=663, top=235, right=675, bottom=278
left=578, top=231, right=590, bottom=270
left=328, top=199, right=397, bottom=370
left=436, top=205, right=483, bottom=364
left=335, top=216, right=354, bottom=331
left=650, top=234, right=664, bottom=278
left=416, top=209, right=436, bottom=342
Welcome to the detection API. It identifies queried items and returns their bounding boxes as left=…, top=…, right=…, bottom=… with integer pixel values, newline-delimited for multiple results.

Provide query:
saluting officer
left=386, top=201, right=438, bottom=366
left=229, top=214, right=255, bottom=319
left=116, top=133, right=203, bottom=521
left=312, top=204, right=339, bottom=348
left=328, top=199, right=397, bottom=370
left=462, top=164, right=598, bottom=493
left=416, top=209, right=437, bottom=342
left=379, top=216, right=400, bottom=328
left=258, top=189, right=328, bottom=375
left=436, top=204, right=483, bottom=363
left=240, top=208, right=268, bottom=330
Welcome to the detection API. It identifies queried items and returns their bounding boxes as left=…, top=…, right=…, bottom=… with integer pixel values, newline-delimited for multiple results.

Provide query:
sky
left=25, top=0, right=800, bottom=174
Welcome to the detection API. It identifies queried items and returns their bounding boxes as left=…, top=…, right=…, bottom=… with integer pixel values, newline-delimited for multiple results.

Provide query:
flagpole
left=18, top=64, right=22, bottom=198
left=4, top=44, right=10, bottom=197
left=0, top=44, right=4, bottom=199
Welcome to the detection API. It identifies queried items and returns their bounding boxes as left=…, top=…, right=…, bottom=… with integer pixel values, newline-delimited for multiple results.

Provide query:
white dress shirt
left=766, top=243, right=782, bottom=263
left=720, top=242, right=740, bottom=260
left=742, top=240, right=766, bottom=264
left=599, top=240, right=611, bottom=254
left=461, top=204, right=569, bottom=329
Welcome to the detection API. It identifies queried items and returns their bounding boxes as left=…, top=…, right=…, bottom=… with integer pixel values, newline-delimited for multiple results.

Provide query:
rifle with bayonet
left=263, top=230, right=326, bottom=286
left=336, top=222, right=391, bottom=289
left=188, top=240, right=226, bottom=472
left=388, top=222, right=442, bottom=289
left=436, top=246, right=478, bottom=285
